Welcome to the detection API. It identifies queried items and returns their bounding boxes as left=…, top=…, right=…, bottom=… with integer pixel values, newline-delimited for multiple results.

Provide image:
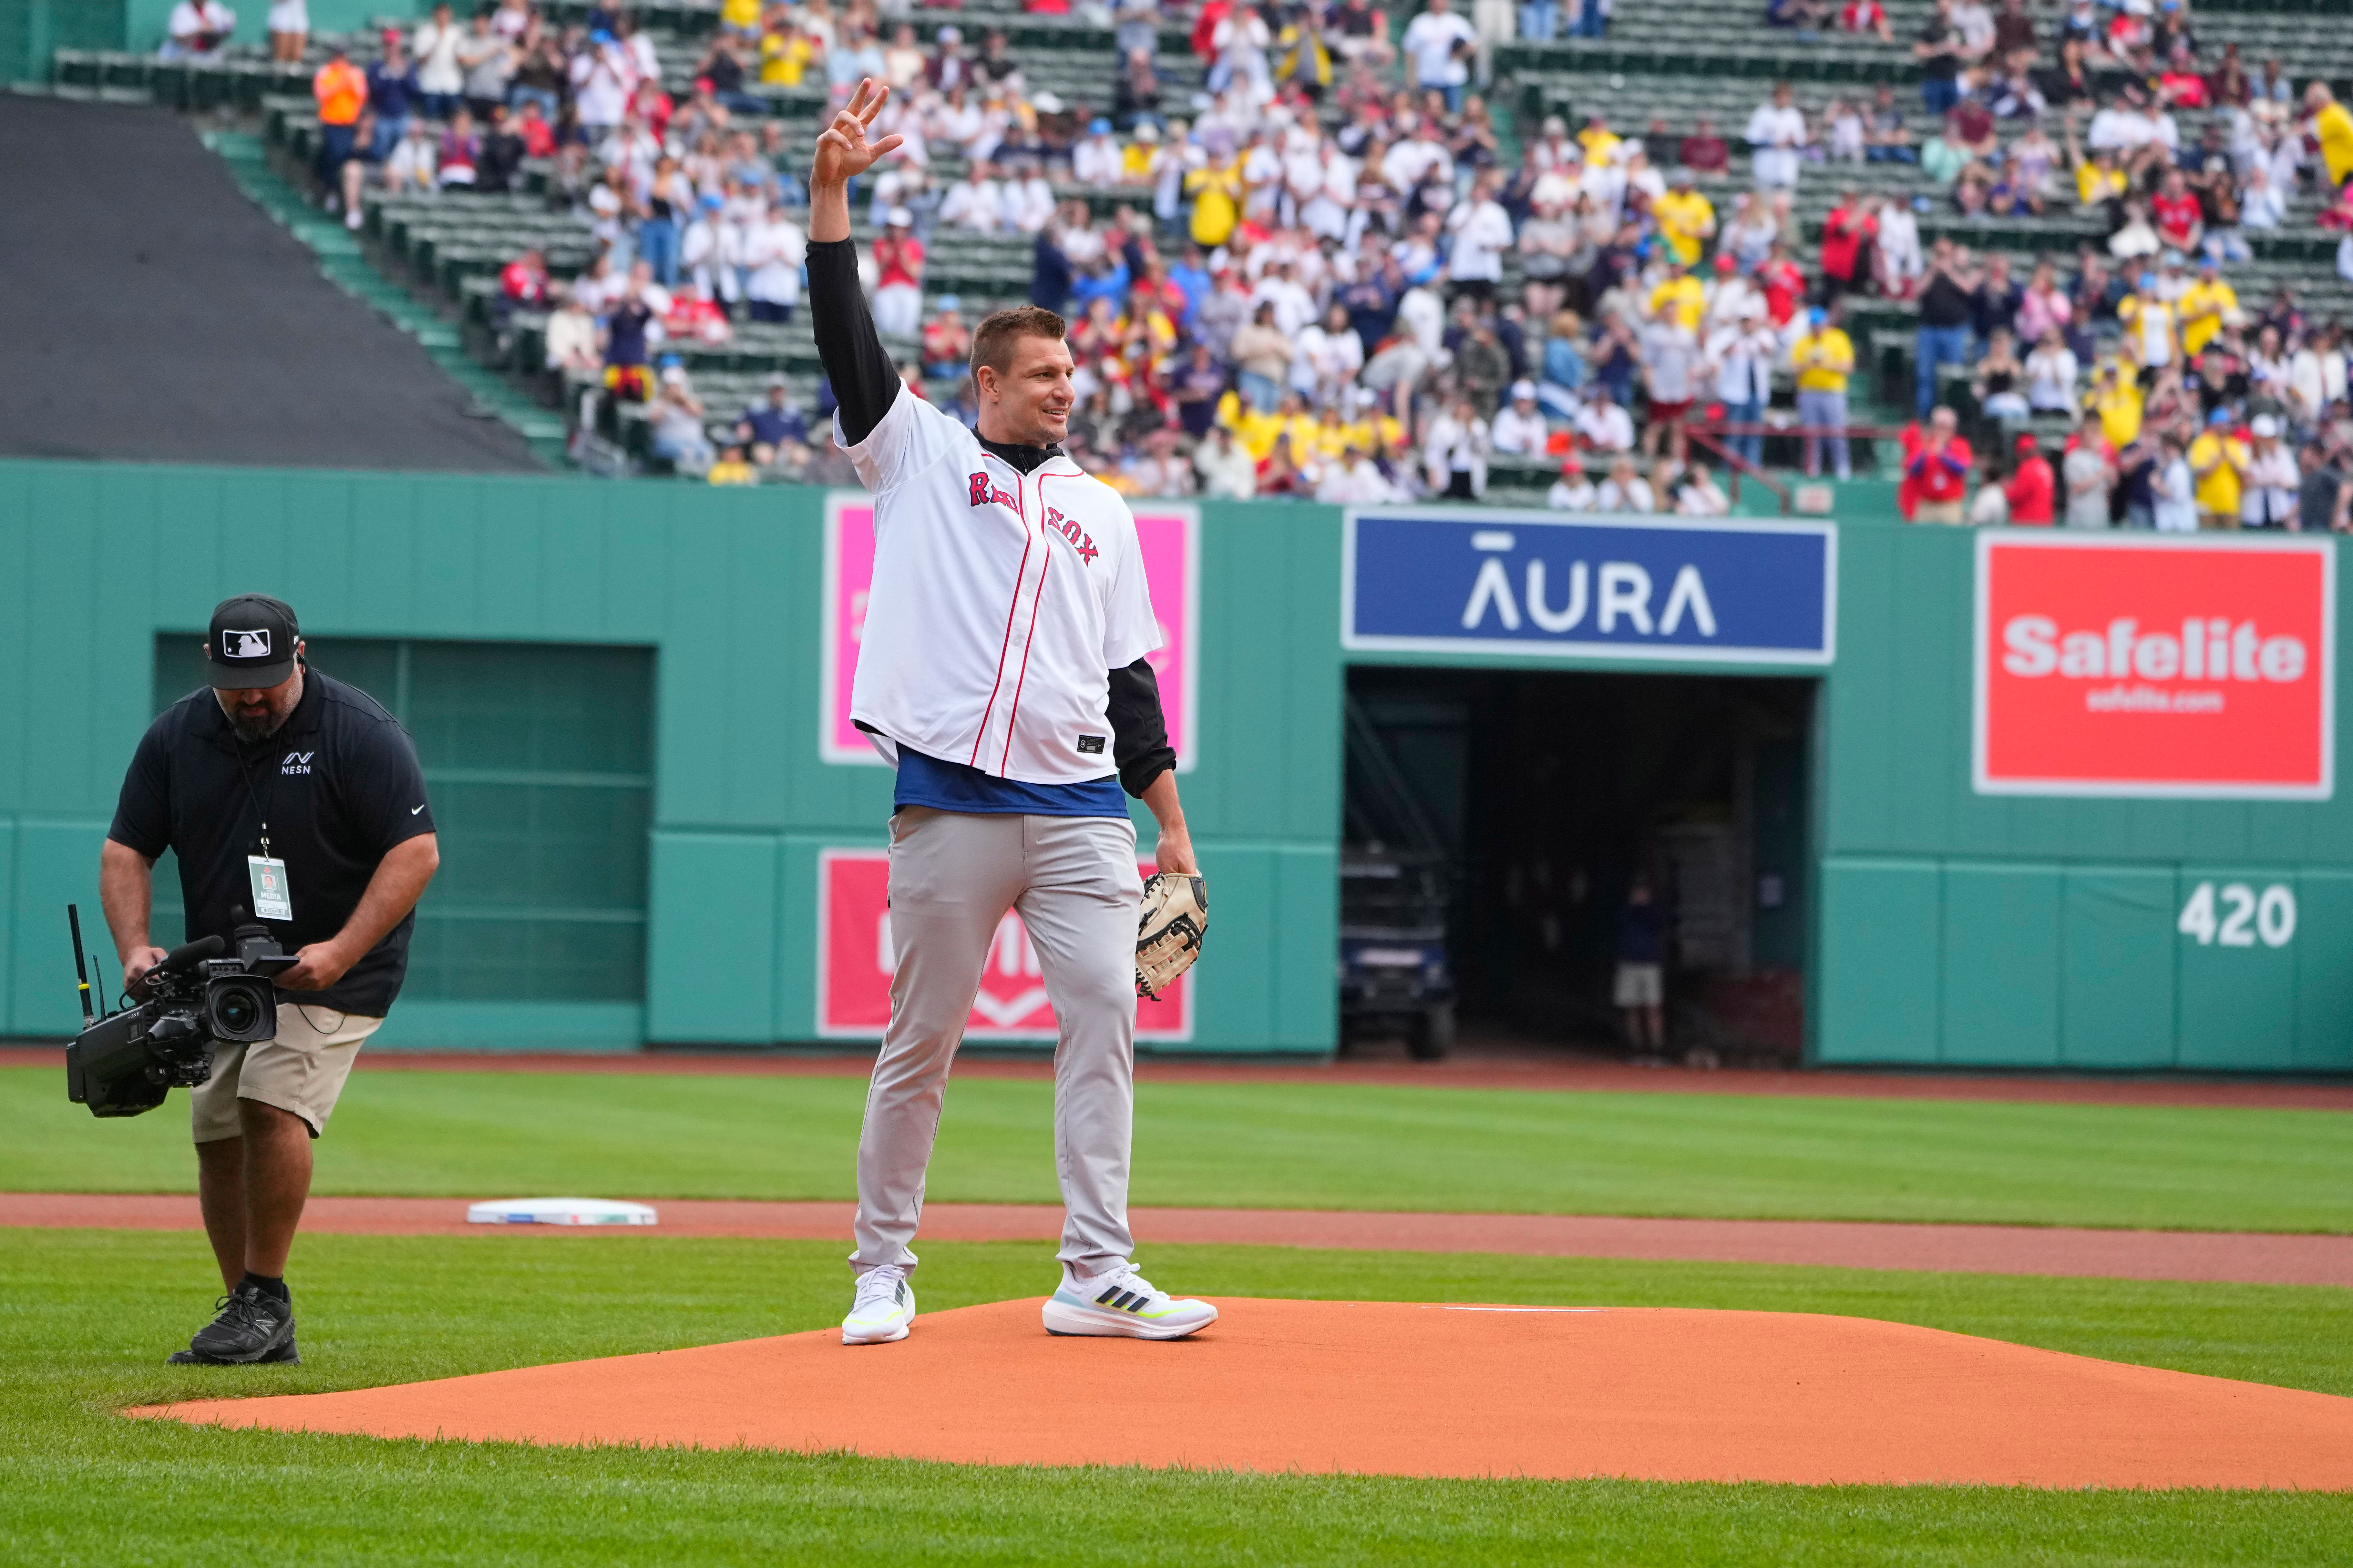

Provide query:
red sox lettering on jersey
left=849, top=395, right=1159, bottom=780
left=969, top=473, right=1101, bottom=565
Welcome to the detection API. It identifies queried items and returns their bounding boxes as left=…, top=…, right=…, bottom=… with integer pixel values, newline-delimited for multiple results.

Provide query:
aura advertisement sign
left=1342, top=509, right=1836, bottom=664
left=1973, top=532, right=2335, bottom=799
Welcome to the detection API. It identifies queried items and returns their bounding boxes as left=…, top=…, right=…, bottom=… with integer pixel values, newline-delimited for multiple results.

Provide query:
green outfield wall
left=1, top=458, right=2345, bottom=1070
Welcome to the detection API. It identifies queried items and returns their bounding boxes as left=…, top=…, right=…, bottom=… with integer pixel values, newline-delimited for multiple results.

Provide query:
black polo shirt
left=108, top=667, right=436, bottom=1017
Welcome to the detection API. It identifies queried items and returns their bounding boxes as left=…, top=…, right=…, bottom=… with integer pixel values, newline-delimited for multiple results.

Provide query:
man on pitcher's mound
left=809, top=80, right=1215, bottom=1346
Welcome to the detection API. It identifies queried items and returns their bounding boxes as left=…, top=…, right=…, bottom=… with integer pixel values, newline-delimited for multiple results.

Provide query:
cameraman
left=100, top=595, right=439, bottom=1366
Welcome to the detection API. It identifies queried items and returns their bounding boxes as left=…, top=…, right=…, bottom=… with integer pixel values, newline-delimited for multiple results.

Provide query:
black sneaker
left=169, top=1333, right=299, bottom=1366
left=166, top=1282, right=297, bottom=1365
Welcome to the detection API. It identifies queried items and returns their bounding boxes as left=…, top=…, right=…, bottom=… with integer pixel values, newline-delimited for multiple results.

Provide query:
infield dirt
left=136, top=1297, right=2353, bottom=1489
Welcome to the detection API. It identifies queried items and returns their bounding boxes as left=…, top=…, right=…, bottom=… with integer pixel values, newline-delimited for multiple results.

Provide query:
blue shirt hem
left=893, top=746, right=1128, bottom=818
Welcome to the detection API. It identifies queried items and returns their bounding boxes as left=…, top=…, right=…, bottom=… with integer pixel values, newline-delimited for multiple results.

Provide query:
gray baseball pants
left=851, top=805, right=1145, bottom=1279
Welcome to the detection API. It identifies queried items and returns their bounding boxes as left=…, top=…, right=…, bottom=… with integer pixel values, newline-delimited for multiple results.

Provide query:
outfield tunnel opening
left=1342, top=666, right=1817, bottom=1064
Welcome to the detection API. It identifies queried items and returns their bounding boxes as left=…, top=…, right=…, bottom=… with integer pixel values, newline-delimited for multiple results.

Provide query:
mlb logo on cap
left=205, top=594, right=301, bottom=689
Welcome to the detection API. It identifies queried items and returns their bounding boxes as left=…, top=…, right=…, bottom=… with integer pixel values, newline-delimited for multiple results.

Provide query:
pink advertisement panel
left=815, top=849, right=1194, bottom=1040
left=821, top=492, right=1198, bottom=768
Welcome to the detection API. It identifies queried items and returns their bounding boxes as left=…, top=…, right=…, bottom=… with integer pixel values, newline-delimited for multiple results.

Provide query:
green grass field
left=7, top=1065, right=2353, bottom=1231
left=8, top=1065, right=2353, bottom=1562
left=5, top=1229, right=2352, bottom=1566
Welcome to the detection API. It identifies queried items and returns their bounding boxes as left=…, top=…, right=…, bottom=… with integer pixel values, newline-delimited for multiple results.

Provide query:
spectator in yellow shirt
left=1215, top=390, right=1287, bottom=461
left=1186, top=154, right=1246, bottom=249
left=2189, top=411, right=2249, bottom=527
left=1281, top=397, right=1325, bottom=466
left=2075, top=146, right=2128, bottom=209
left=707, top=445, right=759, bottom=485
left=1121, top=122, right=1162, bottom=185
left=1790, top=306, right=1856, bottom=481
left=1651, top=170, right=1717, bottom=268
left=1646, top=260, right=1705, bottom=332
left=2309, top=82, right=2353, bottom=188
left=1350, top=405, right=1408, bottom=456
left=1308, top=405, right=1355, bottom=461
left=761, top=24, right=814, bottom=84
left=2175, top=258, right=2237, bottom=358
left=2090, top=360, right=2144, bottom=448
left=1579, top=114, right=1622, bottom=167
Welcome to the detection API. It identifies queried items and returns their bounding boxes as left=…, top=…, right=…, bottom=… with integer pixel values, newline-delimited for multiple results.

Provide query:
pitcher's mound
left=132, top=1299, right=2353, bottom=1489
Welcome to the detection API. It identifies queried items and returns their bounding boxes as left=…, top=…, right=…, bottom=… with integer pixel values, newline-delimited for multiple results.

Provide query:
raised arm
left=808, top=78, right=909, bottom=445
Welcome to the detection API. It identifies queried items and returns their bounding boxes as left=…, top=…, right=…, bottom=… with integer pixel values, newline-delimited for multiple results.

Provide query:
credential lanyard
left=235, top=748, right=279, bottom=859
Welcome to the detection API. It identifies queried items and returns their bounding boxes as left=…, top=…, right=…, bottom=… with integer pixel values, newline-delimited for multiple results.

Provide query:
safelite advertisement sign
left=815, top=849, right=1193, bottom=1040
left=1974, top=533, right=2335, bottom=799
left=821, top=492, right=1199, bottom=767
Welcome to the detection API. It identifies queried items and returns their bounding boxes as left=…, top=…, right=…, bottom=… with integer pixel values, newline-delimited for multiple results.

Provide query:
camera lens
left=205, top=979, right=275, bottom=1043
left=216, top=988, right=258, bottom=1033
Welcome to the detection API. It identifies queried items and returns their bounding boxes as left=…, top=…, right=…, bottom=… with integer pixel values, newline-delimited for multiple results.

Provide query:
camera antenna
left=66, top=904, right=96, bottom=1025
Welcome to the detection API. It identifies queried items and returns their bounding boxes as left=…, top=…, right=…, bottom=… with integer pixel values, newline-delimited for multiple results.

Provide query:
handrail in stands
left=1683, top=427, right=1793, bottom=516
left=1685, top=421, right=1920, bottom=515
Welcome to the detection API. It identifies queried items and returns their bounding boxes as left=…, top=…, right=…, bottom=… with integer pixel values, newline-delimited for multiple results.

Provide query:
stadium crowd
left=300, top=0, right=2353, bottom=522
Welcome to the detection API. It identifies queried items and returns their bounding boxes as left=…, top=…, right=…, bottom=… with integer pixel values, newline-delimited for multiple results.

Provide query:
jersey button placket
left=998, top=467, right=1048, bottom=778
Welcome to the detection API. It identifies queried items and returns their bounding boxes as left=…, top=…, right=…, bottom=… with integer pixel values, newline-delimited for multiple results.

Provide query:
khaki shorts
left=190, top=1003, right=384, bottom=1143
left=1613, top=962, right=1665, bottom=1008
left=1912, top=500, right=1967, bottom=524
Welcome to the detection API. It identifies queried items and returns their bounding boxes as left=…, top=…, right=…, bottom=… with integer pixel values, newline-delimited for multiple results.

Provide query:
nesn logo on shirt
left=281, top=750, right=314, bottom=775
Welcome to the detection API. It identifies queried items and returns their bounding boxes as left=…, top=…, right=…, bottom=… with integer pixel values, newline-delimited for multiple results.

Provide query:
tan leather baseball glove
left=1135, top=872, right=1208, bottom=1000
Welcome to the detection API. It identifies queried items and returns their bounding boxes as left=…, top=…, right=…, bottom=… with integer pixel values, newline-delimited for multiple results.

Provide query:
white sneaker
left=841, top=1265, right=914, bottom=1345
left=1042, top=1266, right=1218, bottom=1340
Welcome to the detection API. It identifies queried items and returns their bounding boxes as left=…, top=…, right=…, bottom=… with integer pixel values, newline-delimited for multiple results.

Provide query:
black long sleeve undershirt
left=1108, top=658, right=1176, bottom=798
left=807, top=237, right=901, bottom=445
left=808, top=236, right=1063, bottom=470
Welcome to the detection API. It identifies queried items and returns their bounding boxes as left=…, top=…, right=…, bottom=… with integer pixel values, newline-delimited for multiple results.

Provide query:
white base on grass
left=465, top=1198, right=659, bottom=1226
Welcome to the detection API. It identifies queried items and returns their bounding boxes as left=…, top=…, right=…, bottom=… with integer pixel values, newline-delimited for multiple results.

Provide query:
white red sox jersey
left=843, top=390, right=1163, bottom=785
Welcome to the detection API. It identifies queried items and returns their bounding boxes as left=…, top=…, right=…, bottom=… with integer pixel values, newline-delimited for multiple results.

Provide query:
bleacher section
left=40, top=0, right=2353, bottom=496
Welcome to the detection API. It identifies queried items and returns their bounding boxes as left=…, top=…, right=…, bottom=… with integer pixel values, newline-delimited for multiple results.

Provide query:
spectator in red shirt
left=626, top=75, right=673, bottom=142
left=871, top=207, right=927, bottom=337
left=1904, top=405, right=1975, bottom=522
left=1755, top=242, right=1807, bottom=326
left=515, top=97, right=556, bottom=157
left=664, top=280, right=734, bottom=344
left=1819, top=189, right=1877, bottom=297
left=2157, top=40, right=2207, bottom=107
left=1838, top=0, right=1893, bottom=43
left=2003, top=433, right=2056, bottom=523
left=499, top=248, right=548, bottom=306
left=1192, top=0, right=1231, bottom=61
left=920, top=296, right=973, bottom=383
left=2150, top=168, right=2204, bottom=253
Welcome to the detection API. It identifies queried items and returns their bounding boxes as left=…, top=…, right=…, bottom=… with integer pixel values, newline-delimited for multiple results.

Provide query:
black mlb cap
left=205, top=594, right=300, bottom=689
